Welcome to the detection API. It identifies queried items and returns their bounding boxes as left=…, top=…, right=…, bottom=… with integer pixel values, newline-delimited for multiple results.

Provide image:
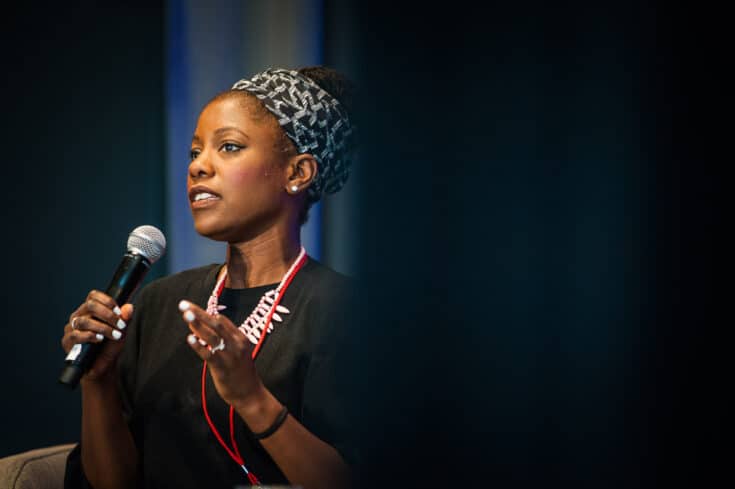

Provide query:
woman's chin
left=192, top=221, right=228, bottom=241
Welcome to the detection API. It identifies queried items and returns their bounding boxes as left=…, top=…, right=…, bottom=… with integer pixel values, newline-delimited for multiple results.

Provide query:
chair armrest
left=0, top=444, right=77, bottom=489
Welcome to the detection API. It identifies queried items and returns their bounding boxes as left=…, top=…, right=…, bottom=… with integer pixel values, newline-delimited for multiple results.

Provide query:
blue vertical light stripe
left=165, top=0, right=191, bottom=275
left=298, top=0, right=324, bottom=261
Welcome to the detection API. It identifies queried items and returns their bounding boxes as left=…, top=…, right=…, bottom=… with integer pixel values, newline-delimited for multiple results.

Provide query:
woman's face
left=188, top=94, right=290, bottom=242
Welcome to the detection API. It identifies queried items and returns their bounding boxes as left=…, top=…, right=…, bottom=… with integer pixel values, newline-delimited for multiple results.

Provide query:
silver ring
left=211, top=338, right=225, bottom=354
left=71, top=317, right=79, bottom=329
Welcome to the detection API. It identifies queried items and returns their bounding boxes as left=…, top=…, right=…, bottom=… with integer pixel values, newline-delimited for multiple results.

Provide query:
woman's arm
left=62, top=293, right=139, bottom=489
left=80, top=376, right=139, bottom=489
left=234, top=383, right=350, bottom=489
left=180, top=300, right=351, bottom=489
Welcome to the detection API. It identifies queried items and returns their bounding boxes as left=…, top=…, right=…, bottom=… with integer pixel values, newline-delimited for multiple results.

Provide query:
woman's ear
left=285, top=154, right=318, bottom=193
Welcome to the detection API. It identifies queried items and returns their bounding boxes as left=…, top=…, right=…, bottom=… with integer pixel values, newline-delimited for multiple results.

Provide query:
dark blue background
left=2, top=0, right=166, bottom=457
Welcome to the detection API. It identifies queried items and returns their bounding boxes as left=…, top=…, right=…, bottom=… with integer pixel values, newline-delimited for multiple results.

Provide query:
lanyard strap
left=201, top=253, right=307, bottom=484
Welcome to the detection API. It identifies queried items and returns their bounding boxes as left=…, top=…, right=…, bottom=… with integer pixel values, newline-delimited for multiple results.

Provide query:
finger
left=186, top=333, right=221, bottom=364
left=178, top=300, right=222, bottom=346
left=180, top=299, right=244, bottom=340
left=120, top=303, right=134, bottom=322
left=203, top=309, right=254, bottom=358
left=68, top=304, right=85, bottom=325
left=86, top=290, right=120, bottom=312
left=68, top=290, right=120, bottom=325
left=72, top=316, right=124, bottom=342
left=84, top=298, right=128, bottom=332
left=61, top=329, right=106, bottom=352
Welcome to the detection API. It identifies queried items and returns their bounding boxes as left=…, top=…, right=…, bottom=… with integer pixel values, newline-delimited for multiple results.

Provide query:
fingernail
left=95, top=333, right=104, bottom=341
left=116, top=319, right=127, bottom=330
left=184, top=310, right=195, bottom=322
left=198, top=338, right=207, bottom=346
left=178, top=300, right=190, bottom=312
left=113, top=306, right=122, bottom=315
left=187, top=334, right=197, bottom=345
left=112, top=330, right=122, bottom=340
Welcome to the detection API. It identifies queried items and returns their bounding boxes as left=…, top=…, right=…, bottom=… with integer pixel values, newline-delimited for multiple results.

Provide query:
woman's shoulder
left=298, top=258, right=356, bottom=297
left=295, top=259, right=361, bottom=324
left=291, top=259, right=360, bottom=353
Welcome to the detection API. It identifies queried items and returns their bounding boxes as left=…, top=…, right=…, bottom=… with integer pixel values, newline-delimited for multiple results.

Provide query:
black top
left=65, top=258, right=356, bottom=489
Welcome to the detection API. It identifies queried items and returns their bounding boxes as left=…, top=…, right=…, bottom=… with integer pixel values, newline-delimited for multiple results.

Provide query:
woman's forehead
left=194, top=96, right=275, bottom=139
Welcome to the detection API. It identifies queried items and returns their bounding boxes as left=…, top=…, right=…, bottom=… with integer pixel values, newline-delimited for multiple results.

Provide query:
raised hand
left=178, top=300, right=266, bottom=409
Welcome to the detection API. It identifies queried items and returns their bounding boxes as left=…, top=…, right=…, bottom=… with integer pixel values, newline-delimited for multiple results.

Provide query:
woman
left=62, top=67, right=358, bottom=489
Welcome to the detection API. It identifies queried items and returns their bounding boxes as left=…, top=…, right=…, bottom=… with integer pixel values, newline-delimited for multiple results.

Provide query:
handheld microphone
left=58, top=225, right=166, bottom=389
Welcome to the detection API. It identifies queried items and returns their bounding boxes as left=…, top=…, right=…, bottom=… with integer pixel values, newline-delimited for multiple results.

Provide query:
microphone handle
left=106, top=252, right=151, bottom=304
left=58, top=253, right=151, bottom=389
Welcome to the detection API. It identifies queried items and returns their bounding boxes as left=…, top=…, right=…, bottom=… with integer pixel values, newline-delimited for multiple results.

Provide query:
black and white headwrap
left=231, top=68, right=356, bottom=201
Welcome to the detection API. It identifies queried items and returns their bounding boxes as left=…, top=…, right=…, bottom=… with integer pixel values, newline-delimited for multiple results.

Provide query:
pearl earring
left=290, top=185, right=299, bottom=192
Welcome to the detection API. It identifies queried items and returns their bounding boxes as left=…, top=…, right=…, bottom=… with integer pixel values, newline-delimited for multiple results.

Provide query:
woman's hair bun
left=298, top=66, right=355, bottom=118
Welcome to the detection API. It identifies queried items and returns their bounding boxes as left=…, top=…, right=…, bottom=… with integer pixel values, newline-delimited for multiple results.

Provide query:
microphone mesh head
left=127, top=225, right=166, bottom=263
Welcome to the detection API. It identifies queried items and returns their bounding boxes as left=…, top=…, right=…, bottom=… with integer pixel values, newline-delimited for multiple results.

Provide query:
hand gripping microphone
left=59, top=225, right=166, bottom=389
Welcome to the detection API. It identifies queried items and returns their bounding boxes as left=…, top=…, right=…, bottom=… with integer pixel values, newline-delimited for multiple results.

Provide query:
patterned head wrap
left=231, top=68, right=356, bottom=201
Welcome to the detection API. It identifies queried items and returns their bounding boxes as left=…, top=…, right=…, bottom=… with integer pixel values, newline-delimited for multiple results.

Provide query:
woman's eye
left=221, top=143, right=243, bottom=153
left=189, top=149, right=201, bottom=161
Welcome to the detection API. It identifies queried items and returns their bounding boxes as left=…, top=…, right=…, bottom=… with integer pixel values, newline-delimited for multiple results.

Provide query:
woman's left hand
left=178, top=300, right=265, bottom=408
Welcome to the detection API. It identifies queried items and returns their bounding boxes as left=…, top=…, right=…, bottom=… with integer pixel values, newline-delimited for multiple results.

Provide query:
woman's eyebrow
left=214, top=126, right=249, bottom=139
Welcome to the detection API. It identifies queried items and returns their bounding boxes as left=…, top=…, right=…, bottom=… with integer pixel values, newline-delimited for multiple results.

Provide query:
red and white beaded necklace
left=206, top=247, right=307, bottom=350
left=201, top=246, right=308, bottom=484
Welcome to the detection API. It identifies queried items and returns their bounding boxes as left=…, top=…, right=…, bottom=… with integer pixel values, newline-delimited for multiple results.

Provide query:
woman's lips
left=189, top=186, right=222, bottom=209
left=190, top=192, right=221, bottom=209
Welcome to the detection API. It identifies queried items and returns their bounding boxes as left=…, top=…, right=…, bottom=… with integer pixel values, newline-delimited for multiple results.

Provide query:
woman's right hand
left=61, top=290, right=134, bottom=382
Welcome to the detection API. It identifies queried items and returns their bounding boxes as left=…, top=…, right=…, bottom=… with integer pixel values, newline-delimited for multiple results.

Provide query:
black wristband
left=251, top=405, right=289, bottom=440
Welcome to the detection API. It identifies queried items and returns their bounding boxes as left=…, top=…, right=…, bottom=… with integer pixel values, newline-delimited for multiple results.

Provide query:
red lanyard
left=201, top=254, right=307, bottom=485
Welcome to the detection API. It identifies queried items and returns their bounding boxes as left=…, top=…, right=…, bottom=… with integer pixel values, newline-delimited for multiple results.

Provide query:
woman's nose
left=188, top=150, right=214, bottom=179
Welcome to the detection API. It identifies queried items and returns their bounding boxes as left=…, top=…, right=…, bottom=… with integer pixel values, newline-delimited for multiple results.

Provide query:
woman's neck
left=224, top=227, right=302, bottom=289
